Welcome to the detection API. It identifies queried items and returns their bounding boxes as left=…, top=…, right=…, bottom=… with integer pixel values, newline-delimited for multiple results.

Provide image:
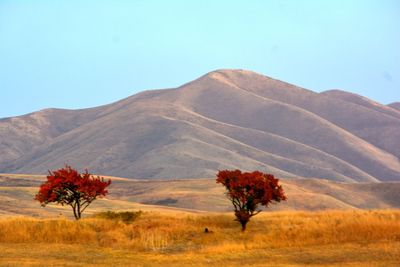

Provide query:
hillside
left=1, top=69, right=400, bottom=181
left=1, top=174, right=400, bottom=218
left=389, top=102, right=400, bottom=111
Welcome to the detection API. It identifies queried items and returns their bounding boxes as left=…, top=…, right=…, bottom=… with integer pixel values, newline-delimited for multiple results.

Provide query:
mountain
left=389, top=102, right=400, bottom=111
left=1, top=69, right=400, bottom=182
left=0, top=107, right=104, bottom=164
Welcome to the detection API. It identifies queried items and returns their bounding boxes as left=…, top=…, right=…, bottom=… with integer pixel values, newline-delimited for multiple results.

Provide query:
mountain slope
left=1, top=69, right=399, bottom=181
left=194, top=70, right=400, bottom=160
left=389, top=102, right=400, bottom=111
left=319, top=90, right=400, bottom=159
left=0, top=107, right=105, bottom=163
left=173, top=71, right=400, bottom=181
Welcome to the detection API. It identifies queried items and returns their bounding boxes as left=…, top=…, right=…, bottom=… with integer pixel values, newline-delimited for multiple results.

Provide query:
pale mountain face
left=1, top=69, right=400, bottom=182
left=388, top=102, right=400, bottom=111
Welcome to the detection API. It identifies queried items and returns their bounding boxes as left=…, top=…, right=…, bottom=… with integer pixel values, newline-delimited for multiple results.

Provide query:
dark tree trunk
left=71, top=203, right=81, bottom=220
left=235, top=210, right=250, bottom=231
left=240, top=219, right=248, bottom=231
left=76, top=201, right=81, bottom=220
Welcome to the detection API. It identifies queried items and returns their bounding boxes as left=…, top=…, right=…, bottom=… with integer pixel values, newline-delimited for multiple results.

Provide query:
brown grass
left=2, top=174, right=400, bottom=215
left=0, top=210, right=400, bottom=266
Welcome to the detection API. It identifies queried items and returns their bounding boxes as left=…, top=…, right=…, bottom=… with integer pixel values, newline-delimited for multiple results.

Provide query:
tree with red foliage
left=35, top=165, right=111, bottom=220
left=216, top=169, right=287, bottom=231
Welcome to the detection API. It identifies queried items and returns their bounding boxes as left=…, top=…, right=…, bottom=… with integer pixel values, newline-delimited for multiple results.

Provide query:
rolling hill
left=1, top=173, right=400, bottom=218
left=1, top=69, right=399, bottom=181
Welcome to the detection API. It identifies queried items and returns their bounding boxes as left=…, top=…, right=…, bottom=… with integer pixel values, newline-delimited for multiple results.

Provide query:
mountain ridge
left=389, top=102, right=400, bottom=111
left=1, top=69, right=399, bottom=181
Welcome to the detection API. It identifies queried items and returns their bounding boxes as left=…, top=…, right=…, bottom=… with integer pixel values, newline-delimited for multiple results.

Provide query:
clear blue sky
left=1, top=0, right=399, bottom=118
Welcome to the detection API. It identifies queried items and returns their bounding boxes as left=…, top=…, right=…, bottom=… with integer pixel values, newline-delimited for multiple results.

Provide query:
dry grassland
left=0, top=210, right=399, bottom=266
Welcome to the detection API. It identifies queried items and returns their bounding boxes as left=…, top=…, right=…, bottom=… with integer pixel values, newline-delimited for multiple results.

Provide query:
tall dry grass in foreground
left=1, top=210, right=399, bottom=251
left=0, top=210, right=399, bottom=266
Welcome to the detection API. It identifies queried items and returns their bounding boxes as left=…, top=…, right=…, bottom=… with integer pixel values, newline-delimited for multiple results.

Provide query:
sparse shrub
left=94, top=211, right=143, bottom=224
left=216, top=169, right=287, bottom=231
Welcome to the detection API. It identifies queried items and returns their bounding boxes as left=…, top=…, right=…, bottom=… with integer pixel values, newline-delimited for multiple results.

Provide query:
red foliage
left=216, top=169, right=286, bottom=230
left=35, top=165, right=111, bottom=220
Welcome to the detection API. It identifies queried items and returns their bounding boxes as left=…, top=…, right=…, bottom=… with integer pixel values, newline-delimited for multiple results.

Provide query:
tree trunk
left=76, top=201, right=81, bottom=220
left=71, top=203, right=81, bottom=220
left=235, top=210, right=250, bottom=231
left=240, top=220, right=248, bottom=231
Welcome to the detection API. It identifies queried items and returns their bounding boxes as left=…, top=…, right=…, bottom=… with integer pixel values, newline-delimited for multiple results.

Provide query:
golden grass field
left=2, top=173, right=400, bottom=218
left=1, top=210, right=400, bottom=266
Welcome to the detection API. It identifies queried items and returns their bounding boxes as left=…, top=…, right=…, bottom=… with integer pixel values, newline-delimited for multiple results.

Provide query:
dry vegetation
left=2, top=174, right=400, bottom=217
left=1, top=210, right=400, bottom=266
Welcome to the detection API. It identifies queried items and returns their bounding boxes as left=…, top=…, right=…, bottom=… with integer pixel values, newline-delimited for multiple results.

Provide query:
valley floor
left=0, top=210, right=399, bottom=266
